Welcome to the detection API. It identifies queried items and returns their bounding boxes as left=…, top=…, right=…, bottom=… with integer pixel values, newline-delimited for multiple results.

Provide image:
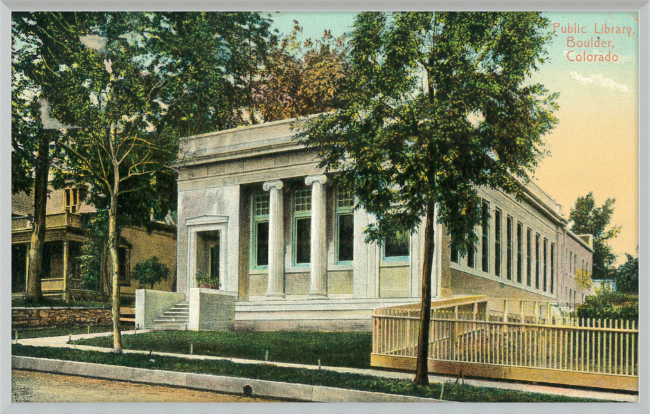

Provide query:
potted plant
left=195, top=272, right=219, bottom=289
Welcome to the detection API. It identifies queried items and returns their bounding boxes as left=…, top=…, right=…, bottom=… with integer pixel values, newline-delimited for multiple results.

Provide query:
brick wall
left=12, top=307, right=112, bottom=328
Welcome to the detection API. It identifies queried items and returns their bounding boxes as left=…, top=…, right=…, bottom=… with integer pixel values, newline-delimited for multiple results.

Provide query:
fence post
left=503, top=300, right=508, bottom=322
left=520, top=300, right=525, bottom=323
left=534, top=301, right=539, bottom=324
left=452, top=306, right=459, bottom=360
left=547, top=302, right=552, bottom=324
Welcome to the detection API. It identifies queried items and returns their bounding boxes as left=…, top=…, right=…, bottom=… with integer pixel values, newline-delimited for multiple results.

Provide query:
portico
left=173, top=115, right=593, bottom=331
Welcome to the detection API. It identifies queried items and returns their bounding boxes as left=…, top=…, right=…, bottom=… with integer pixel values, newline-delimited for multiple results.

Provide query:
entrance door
left=210, top=232, right=220, bottom=287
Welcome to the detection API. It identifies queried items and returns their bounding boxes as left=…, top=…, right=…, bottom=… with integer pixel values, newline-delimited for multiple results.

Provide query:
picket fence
left=370, top=299, right=638, bottom=392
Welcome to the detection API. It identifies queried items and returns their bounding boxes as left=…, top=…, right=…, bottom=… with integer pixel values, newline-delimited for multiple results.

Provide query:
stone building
left=11, top=185, right=177, bottom=301
left=173, top=116, right=593, bottom=331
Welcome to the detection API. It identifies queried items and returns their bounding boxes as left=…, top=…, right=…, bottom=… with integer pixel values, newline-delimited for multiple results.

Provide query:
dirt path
left=12, top=370, right=282, bottom=403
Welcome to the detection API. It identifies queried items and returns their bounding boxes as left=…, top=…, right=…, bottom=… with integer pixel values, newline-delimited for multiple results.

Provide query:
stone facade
left=174, top=116, right=594, bottom=330
left=12, top=307, right=112, bottom=328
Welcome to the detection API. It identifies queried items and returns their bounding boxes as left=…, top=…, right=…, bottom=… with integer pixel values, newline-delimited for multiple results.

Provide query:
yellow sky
left=530, top=12, right=639, bottom=263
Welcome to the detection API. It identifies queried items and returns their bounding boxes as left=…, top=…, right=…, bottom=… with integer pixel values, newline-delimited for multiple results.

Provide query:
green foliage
left=297, top=12, right=559, bottom=252
left=615, top=252, right=638, bottom=294
left=12, top=345, right=602, bottom=402
left=574, top=268, right=593, bottom=290
left=575, top=291, right=638, bottom=322
left=133, top=256, right=170, bottom=289
left=252, top=22, right=350, bottom=122
left=569, top=192, right=621, bottom=280
left=78, top=211, right=109, bottom=291
left=75, top=331, right=373, bottom=369
left=195, top=272, right=216, bottom=286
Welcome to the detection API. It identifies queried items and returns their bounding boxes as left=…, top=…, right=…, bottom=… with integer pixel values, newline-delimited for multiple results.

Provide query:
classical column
left=62, top=240, right=69, bottom=301
left=305, top=175, right=328, bottom=298
left=263, top=180, right=285, bottom=299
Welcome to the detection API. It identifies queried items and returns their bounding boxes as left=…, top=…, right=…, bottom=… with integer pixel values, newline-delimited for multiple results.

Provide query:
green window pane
left=296, top=218, right=311, bottom=264
left=256, top=222, right=268, bottom=267
left=385, top=230, right=409, bottom=258
left=338, top=214, right=354, bottom=262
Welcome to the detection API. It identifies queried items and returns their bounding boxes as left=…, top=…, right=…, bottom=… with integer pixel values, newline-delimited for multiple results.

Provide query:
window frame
left=335, top=186, right=354, bottom=266
left=494, top=208, right=502, bottom=277
left=64, top=187, right=79, bottom=213
left=481, top=199, right=490, bottom=273
left=535, top=233, right=540, bottom=289
left=382, top=228, right=410, bottom=262
left=292, top=187, right=312, bottom=267
left=250, top=193, right=270, bottom=271
left=117, top=246, right=130, bottom=286
left=550, top=243, right=555, bottom=294
left=526, top=228, right=532, bottom=286
left=543, top=238, right=548, bottom=292
left=517, top=222, right=523, bottom=283
left=506, top=215, right=513, bottom=280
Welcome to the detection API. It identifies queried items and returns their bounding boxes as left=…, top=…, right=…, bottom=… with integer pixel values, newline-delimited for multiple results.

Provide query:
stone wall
left=12, top=307, right=112, bottom=328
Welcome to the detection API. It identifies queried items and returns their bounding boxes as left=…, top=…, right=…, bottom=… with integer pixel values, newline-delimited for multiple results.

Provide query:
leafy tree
left=133, top=256, right=170, bottom=289
left=569, top=192, right=621, bottom=280
left=615, top=252, right=638, bottom=294
left=298, top=12, right=558, bottom=385
left=12, top=23, right=66, bottom=301
left=575, top=291, right=638, bottom=322
left=574, top=268, right=593, bottom=290
left=13, top=12, right=274, bottom=352
left=251, top=22, right=349, bottom=122
left=78, top=211, right=110, bottom=292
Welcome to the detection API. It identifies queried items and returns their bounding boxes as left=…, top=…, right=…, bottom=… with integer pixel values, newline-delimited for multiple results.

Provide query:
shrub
left=575, top=291, right=638, bottom=322
left=132, top=256, right=170, bottom=289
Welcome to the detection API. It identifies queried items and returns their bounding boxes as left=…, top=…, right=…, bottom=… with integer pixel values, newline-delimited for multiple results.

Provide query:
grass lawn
left=11, top=344, right=605, bottom=402
left=73, top=331, right=373, bottom=369
left=12, top=325, right=114, bottom=340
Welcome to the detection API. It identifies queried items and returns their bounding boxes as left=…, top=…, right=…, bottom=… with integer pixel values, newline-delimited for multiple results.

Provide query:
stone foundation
left=12, top=307, right=112, bottom=328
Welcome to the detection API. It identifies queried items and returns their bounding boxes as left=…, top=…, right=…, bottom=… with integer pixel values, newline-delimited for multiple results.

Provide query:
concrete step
left=153, top=318, right=189, bottom=323
left=150, top=324, right=187, bottom=331
left=163, top=311, right=189, bottom=315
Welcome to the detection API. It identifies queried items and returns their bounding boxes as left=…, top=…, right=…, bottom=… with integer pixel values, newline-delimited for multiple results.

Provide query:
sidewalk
left=15, top=330, right=638, bottom=403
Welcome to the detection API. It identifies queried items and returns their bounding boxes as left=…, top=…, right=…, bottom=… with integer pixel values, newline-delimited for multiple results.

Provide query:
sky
left=269, top=11, right=639, bottom=264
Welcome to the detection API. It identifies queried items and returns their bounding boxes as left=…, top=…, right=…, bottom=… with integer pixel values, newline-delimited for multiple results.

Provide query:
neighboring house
left=11, top=185, right=177, bottom=301
left=172, top=116, right=594, bottom=331
left=593, top=279, right=617, bottom=293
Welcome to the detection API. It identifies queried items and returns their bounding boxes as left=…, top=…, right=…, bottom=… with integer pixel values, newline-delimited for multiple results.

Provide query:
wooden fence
left=371, top=302, right=638, bottom=392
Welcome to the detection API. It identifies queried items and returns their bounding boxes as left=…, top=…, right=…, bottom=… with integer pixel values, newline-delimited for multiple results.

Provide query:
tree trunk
left=414, top=197, right=436, bottom=386
left=108, top=189, right=123, bottom=352
left=25, top=132, right=51, bottom=301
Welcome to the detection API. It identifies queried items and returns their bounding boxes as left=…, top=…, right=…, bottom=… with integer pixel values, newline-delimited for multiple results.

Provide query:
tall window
left=535, top=234, right=540, bottom=289
left=384, top=229, right=410, bottom=259
left=251, top=194, right=269, bottom=269
left=293, top=188, right=312, bottom=266
left=481, top=200, right=490, bottom=273
left=582, top=259, right=585, bottom=271
left=336, top=186, right=354, bottom=264
left=517, top=222, right=523, bottom=283
left=526, top=228, right=532, bottom=286
left=467, top=233, right=475, bottom=268
left=506, top=216, right=513, bottom=280
left=574, top=255, right=577, bottom=275
left=450, top=240, right=459, bottom=263
left=543, top=238, right=548, bottom=292
left=64, top=188, right=78, bottom=213
left=569, top=251, right=573, bottom=274
left=494, top=209, right=502, bottom=277
left=550, top=243, right=555, bottom=294
left=118, top=247, right=130, bottom=285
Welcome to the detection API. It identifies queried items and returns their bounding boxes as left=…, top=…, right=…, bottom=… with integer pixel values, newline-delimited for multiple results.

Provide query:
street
left=11, top=370, right=282, bottom=403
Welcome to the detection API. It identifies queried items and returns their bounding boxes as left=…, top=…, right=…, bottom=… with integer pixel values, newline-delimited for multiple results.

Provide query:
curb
left=12, top=356, right=444, bottom=403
